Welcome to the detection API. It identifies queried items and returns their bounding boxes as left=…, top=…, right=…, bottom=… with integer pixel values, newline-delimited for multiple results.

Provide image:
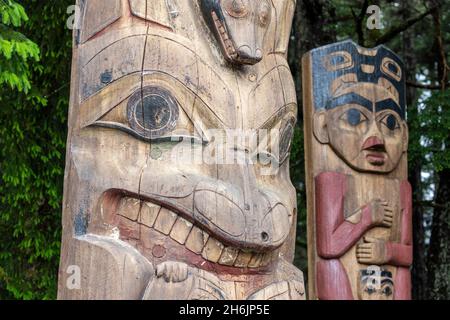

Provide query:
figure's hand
left=156, top=261, right=189, bottom=283
left=356, top=237, right=389, bottom=265
left=368, top=199, right=393, bottom=228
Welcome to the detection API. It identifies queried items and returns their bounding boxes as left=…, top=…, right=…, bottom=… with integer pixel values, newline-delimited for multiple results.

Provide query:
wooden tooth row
left=117, top=197, right=274, bottom=268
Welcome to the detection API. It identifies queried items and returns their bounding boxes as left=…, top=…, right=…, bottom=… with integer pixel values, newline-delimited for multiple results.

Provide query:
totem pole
left=302, top=40, right=412, bottom=300
left=58, top=0, right=305, bottom=300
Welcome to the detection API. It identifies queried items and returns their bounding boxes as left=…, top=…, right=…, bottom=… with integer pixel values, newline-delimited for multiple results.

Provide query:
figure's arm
left=315, top=172, right=383, bottom=259
left=385, top=181, right=413, bottom=267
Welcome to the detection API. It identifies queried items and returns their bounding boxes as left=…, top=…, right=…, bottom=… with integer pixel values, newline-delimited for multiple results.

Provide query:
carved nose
left=236, top=45, right=263, bottom=64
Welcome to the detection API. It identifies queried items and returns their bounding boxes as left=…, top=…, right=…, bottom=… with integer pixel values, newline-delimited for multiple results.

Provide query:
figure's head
left=200, top=0, right=272, bottom=65
left=359, top=269, right=394, bottom=300
left=311, top=40, right=408, bottom=173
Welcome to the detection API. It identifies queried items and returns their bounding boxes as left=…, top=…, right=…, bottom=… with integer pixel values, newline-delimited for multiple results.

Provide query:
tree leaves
left=0, top=0, right=72, bottom=300
left=0, top=0, right=39, bottom=92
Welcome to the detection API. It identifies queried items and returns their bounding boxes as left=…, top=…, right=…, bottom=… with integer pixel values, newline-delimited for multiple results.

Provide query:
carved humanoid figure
left=302, top=40, right=412, bottom=300
left=58, top=0, right=304, bottom=300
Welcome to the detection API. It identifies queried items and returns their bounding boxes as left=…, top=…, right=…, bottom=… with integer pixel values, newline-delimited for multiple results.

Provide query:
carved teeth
left=218, top=247, right=239, bottom=266
left=185, top=226, right=210, bottom=254
left=170, top=217, right=194, bottom=245
left=117, top=197, right=275, bottom=269
left=153, top=207, right=178, bottom=235
left=117, top=197, right=141, bottom=221
left=202, top=238, right=225, bottom=263
left=212, top=11, right=237, bottom=59
left=234, top=251, right=254, bottom=268
left=248, top=253, right=264, bottom=268
left=259, top=252, right=273, bottom=267
left=140, top=202, right=161, bottom=228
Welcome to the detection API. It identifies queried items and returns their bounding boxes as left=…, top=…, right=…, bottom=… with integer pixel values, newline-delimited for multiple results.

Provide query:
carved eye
left=365, top=286, right=376, bottom=295
left=379, top=113, right=400, bottom=132
left=279, top=117, right=295, bottom=163
left=224, top=0, right=249, bottom=18
left=341, top=108, right=369, bottom=127
left=258, top=1, right=271, bottom=26
left=381, top=57, right=402, bottom=82
left=127, top=86, right=179, bottom=139
left=323, top=51, right=353, bottom=71
left=381, top=285, right=393, bottom=296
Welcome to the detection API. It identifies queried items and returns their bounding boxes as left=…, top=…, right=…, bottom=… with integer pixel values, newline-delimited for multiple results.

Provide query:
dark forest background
left=0, top=0, right=448, bottom=299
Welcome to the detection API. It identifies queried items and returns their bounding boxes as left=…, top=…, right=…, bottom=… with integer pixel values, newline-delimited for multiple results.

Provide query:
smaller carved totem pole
left=302, top=41, right=413, bottom=300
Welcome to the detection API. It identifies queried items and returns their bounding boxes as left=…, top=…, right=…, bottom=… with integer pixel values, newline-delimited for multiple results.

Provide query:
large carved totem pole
left=58, top=0, right=305, bottom=300
left=303, top=41, right=413, bottom=300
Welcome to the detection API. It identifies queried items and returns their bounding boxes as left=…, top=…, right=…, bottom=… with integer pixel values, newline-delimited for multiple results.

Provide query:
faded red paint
left=315, top=172, right=413, bottom=300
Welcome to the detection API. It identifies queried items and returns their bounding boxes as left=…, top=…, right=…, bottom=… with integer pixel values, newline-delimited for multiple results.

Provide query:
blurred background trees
left=0, top=0, right=448, bottom=299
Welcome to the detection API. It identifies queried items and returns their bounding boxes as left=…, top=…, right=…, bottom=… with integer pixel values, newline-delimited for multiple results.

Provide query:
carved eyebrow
left=381, top=279, right=394, bottom=285
left=80, top=73, right=228, bottom=131
left=375, top=98, right=403, bottom=118
left=326, top=92, right=373, bottom=111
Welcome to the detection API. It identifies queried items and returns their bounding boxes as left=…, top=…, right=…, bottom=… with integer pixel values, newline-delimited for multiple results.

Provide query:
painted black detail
left=375, top=98, right=403, bottom=116
left=326, top=92, right=373, bottom=112
left=74, top=209, right=87, bottom=236
left=100, top=70, right=113, bottom=84
left=310, top=40, right=406, bottom=119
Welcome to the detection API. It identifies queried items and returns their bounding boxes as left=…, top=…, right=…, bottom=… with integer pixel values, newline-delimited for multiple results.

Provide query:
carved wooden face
left=200, top=0, right=272, bottom=64
left=67, top=0, right=297, bottom=270
left=311, top=41, right=408, bottom=173
left=358, top=269, right=394, bottom=300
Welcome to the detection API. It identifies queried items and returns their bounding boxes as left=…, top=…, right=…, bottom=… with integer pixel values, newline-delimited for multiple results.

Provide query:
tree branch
left=407, top=80, right=450, bottom=90
left=351, top=0, right=369, bottom=46
left=431, top=8, right=449, bottom=90
left=375, top=7, right=436, bottom=46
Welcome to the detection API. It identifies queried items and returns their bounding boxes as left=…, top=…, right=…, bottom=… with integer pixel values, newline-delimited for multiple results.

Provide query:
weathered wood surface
left=302, top=40, right=413, bottom=300
left=58, top=0, right=304, bottom=300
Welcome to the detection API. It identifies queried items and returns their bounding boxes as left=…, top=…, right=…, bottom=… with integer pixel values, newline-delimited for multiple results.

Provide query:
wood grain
left=58, top=0, right=304, bottom=300
left=302, top=40, right=412, bottom=300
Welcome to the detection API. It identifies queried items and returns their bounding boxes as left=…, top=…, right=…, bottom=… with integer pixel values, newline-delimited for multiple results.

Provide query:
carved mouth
left=362, top=137, right=386, bottom=165
left=113, top=196, right=275, bottom=269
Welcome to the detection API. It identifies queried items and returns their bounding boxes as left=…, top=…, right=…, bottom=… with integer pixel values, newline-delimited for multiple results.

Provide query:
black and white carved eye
left=381, top=285, right=393, bottom=296
left=365, top=286, right=376, bottom=295
left=381, top=57, right=402, bottom=82
left=127, top=86, right=179, bottom=139
left=378, top=112, right=401, bottom=135
left=258, top=0, right=271, bottom=27
left=224, top=0, right=249, bottom=18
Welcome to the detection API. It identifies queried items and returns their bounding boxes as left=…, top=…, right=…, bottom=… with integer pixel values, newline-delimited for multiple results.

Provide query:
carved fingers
left=369, top=199, right=394, bottom=228
left=156, top=261, right=189, bottom=283
left=356, top=236, right=388, bottom=265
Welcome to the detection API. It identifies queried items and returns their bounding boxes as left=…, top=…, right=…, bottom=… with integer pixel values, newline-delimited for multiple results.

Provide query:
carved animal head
left=312, top=40, right=408, bottom=173
left=67, top=0, right=298, bottom=266
left=200, top=0, right=272, bottom=65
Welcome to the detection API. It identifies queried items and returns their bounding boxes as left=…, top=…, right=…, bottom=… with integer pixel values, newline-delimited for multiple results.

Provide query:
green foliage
left=0, top=0, right=72, bottom=299
left=420, top=89, right=450, bottom=172
left=0, top=0, right=40, bottom=92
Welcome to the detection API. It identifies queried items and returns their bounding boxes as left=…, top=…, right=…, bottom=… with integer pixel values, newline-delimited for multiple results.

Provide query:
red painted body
left=315, top=172, right=412, bottom=300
